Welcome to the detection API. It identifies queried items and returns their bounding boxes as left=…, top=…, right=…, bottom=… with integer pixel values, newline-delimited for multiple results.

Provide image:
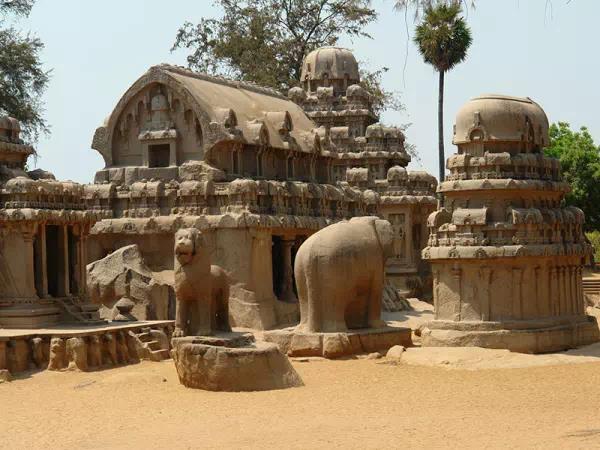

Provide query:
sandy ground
left=3, top=299, right=600, bottom=449
left=3, top=353, right=600, bottom=449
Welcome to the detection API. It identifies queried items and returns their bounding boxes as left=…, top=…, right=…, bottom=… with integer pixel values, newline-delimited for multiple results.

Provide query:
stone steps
left=54, top=298, right=105, bottom=325
left=582, top=278, right=600, bottom=295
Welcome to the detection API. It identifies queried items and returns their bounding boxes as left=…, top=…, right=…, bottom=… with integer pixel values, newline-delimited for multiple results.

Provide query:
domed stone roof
left=301, top=47, right=360, bottom=83
left=453, top=94, right=549, bottom=148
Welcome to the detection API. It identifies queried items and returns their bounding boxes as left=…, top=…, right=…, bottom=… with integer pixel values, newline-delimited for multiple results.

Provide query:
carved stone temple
left=288, top=47, right=437, bottom=294
left=0, top=117, right=106, bottom=328
left=87, top=53, right=436, bottom=330
left=421, top=94, right=599, bottom=353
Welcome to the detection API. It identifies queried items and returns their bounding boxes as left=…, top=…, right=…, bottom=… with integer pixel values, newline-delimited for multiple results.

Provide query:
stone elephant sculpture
left=294, top=216, right=394, bottom=333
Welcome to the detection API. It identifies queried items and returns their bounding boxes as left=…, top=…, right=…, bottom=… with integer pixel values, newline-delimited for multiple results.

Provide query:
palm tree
left=413, top=2, right=472, bottom=185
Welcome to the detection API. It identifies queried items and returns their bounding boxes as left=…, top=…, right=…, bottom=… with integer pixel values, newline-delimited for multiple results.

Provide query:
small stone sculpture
left=173, top=228, right=230, bottom=336
left=47, top=338, right=67, bottom=371
left=30, top=337, right=45, bottom=369
left=102, top=333, right=118, bottom=366
left=88, top=335, right=103, bottom=368
left=66, top=337, right=88, bottom=371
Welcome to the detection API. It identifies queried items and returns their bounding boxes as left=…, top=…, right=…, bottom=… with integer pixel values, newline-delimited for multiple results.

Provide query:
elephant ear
left=374, top=219, right=394, bottom=258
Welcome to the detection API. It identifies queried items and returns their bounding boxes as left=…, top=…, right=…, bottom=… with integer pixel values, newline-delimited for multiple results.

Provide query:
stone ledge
left=421, top=317, right=600, bottom=354
left=263, top=326, right=412, bottom=359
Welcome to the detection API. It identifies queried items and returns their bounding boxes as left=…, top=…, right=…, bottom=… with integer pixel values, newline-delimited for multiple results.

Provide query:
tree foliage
left=172, top=0, right=403, bottom=114
left=413, top=2, right=471, bottom=184
left=413, top=2, right=472, bottom=73
left=545, top=122, right=600, bottom=231
left=0, top=0, right=49, bottom=141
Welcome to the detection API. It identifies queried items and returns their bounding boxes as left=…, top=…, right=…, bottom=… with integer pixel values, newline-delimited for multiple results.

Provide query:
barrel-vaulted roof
left=92, top=64, right=325, bottom=166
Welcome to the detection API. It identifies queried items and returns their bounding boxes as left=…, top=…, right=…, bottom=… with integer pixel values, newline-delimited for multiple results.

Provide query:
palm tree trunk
left=438, top=70, right=445, bottom=206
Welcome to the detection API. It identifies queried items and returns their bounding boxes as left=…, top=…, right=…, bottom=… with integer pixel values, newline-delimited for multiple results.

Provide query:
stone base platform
left=262, top=325, right=413, bottom=359
left=171, top=332, right=303, bottom=391
left=421, top=315, right=600, bottom=354
left=0, top=320, right=174, bottom=378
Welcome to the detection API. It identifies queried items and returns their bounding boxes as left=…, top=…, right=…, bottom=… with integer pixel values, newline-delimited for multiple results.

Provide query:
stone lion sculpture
left=294, top=216, right=394, bottom=333
left=173, top=228, right=231, bottom=337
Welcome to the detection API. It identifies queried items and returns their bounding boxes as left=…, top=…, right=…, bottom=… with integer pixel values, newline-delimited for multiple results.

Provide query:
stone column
left=561, top=266, right=568, bottom=315
left=169, top=142, right=177, bottom=167
left=22, top=229, right=37, bottom=298
left=0, top=341, right=6, bottom=370
left=405, top=209, right=414, bottom=268
left=479, top=267, right=492, bottom=321
left=79, top=233, right=88, bottom=295
left=58, top=224, right=70, bottom=297
left=550, top=266, right=558, bottom=316
left=568, top=266, right=576, bottom=315
left=511, top=268, right=523, bottom=319
left=451, top=267, right=462, bottom=321
left=279, top=237, right=297, bottom=303
left=34, top=224, right=48, bottom=297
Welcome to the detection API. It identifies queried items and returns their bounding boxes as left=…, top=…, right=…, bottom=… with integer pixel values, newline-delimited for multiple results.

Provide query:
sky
left=15, top=0, right=600, bottom=183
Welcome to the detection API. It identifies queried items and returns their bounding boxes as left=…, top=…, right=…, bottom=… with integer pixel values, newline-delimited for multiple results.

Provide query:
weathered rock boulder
left=87, top=244, right=172, bottom=320
left=171, top=334, right=303, bottom=391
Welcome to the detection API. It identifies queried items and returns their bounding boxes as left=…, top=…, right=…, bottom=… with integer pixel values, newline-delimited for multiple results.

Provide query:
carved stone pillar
left=511, top=268, right=523, bottom=319
left=479, top=266, right=492, bottom=321
left=568, top=266, right=576, bottom=315
left=79, top=232, right=88, bottom=295
left=22, top=228, right=37, bottom=298
left=550, top=266, right=558, bottom=316
left=279, top=237, right=297, bottom=303
left=0, top=341, right=5, bottom=370
left=451, top=267, right=462, bottom=321
left=405, top=209, right=414, bottom=267
left=58, top=224, right=70, bottom=297
left=34, top=224, right=48, bottom=298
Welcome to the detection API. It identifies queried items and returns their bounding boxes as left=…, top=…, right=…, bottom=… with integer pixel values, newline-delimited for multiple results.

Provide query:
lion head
left=175, top=228, right=202, bottom=265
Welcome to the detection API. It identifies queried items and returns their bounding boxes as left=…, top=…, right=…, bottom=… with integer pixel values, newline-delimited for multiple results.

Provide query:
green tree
left=172, top=0, right=401, bottom=114
left=545, top=122, right=600, bottom=231
left=0, top=0, right=50, bottom=141
left=413, top=2, right=471, bottom=184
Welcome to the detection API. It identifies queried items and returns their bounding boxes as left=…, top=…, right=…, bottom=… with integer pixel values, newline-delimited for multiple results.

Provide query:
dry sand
left=3, top=354, right=600, bottom=449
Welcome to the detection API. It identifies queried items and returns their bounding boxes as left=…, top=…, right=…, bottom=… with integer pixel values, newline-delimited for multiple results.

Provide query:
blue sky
left=18, top=0, right=600, bottom=183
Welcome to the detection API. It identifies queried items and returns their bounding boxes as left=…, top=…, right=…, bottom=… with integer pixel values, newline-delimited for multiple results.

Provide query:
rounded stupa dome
left=301, top=47, right=360, bottom=83
left=453, top=94, right=549, bottom=148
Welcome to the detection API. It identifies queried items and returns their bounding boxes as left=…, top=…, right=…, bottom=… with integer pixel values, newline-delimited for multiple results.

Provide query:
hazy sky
left=18, top=0, right=600, bottom=183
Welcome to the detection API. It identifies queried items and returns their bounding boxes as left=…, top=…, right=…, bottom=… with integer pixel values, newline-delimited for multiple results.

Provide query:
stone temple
left=288, top=47, right=437, bottom=295
left=0, top=117, right=105, bottom=328
left=421, top=94, right=599, bottom=353
left=85, top=48, right=436, bottom=331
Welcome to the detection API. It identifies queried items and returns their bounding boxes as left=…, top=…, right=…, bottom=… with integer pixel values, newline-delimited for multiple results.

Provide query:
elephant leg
left=368, top=267, right=386, bottom=329
left=295, top=263, right=309, bottom=331
left=328, top=291, right=349, bottom=332
left=219, top=283, right=231, bottom=332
